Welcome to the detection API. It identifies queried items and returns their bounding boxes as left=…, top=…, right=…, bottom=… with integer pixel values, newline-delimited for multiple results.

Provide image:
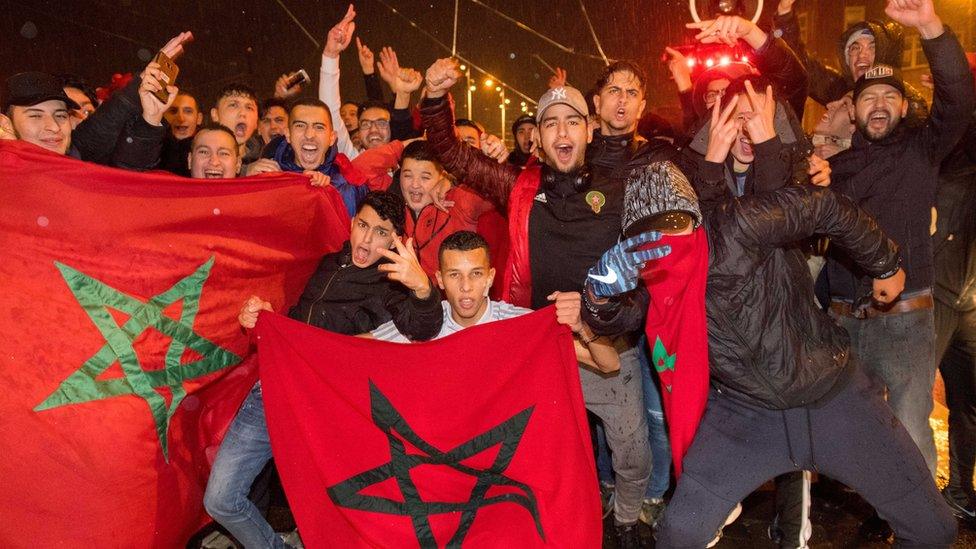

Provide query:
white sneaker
left=705, top=502, right=743, bottom=548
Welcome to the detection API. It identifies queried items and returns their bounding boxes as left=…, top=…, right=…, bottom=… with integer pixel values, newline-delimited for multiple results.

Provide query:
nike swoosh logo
left=588, top=269, right=618, bottom=284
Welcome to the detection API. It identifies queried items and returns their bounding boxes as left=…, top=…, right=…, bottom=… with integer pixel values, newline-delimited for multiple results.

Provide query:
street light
left=484, top=78, right=494, bottom=88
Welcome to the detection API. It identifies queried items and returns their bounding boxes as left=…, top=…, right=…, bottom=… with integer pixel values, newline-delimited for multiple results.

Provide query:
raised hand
left=777, top=0, right=796, bottom=15
left=355, top=37, right=375, bottom=74
left=238, top=296, right=273, bottom=329
left=547, top=291, right=583, bottom=333
left=664, top=47, right=693, bottom=92
left=480, top=133, right=510, bottom=163
left=548, top=67, right=567, bottom=90
left=585, top=232, right=671, bottom=298
left=704, top=95, right=740, bottom=163
left=160, top=31, right=193, bottom=61
left=741, top=80, right=776, bottom=145
left=377, top=237, right=433, bottom=299
left=323, top=4, right=356, bottom=58
left=244, top=159, right=282, bottom=176
left=885, top=0, right=941, bottom=38
left=274, top=72, right=303, bottom=99
left=687, top=15, right=765, bottom=48
left=139, top=61, right=177, bottom=126
left=430, top=176, right=456, bottom=212
left=424, top=58, right=461, bottom=99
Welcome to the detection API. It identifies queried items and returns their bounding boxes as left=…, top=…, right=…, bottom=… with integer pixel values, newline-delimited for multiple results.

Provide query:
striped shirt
left=371, top=299, right=531, bottom=342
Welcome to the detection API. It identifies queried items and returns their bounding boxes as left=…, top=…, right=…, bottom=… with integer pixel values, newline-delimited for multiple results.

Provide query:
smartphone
left=285, top=69, right=310, bottom=91
left=151, top=51, right=179, bottom=103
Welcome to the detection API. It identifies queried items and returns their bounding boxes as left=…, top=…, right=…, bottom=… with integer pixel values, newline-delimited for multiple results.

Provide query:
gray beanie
left=622, top=161, right=702, bottom=236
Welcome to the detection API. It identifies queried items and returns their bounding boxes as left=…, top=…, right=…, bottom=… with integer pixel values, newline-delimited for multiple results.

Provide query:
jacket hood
left=837, top=20, right=906, bottom=83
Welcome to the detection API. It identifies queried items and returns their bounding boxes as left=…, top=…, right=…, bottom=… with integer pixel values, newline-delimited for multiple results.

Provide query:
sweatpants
left=656, top=368, right=957, bottom=548
left=579, top=345, right=651, bottom=525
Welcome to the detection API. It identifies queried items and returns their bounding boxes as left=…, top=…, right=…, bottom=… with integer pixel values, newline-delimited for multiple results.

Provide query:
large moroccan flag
left=255, top=308, right=602, bottom=548
left=641, top=229, right=710, bottom=478
left=0, top=141, right=349, bottom=547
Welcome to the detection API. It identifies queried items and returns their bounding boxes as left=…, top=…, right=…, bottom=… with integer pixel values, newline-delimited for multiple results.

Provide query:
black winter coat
left=286, top=241, right=443, bottom=339
left=933, top=119, right=976, bottom=312
left=827, top=28, right=975, bottom=302
left=584, top=185, right=900, bottom=409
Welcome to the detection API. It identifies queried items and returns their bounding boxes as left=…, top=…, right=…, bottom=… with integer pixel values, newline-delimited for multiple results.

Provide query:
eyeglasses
left=704, top=89, right=726, bottom=104
left=359, top=119, right=390, bottom=131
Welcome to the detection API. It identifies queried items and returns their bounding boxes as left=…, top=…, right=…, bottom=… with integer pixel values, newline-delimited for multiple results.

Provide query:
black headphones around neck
left=541, top=164, right=592, bottom=194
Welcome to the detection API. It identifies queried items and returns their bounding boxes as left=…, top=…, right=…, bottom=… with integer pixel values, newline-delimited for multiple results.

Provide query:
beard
left=856, top=111, right=902, bottom=142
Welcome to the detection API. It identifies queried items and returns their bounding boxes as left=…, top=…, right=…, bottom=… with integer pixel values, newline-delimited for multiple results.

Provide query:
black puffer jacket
left=584, top=185, right=900, bottom=409
left=772, top=12, right=929, bottom=125
left=287, top=241, right=443, bottom=339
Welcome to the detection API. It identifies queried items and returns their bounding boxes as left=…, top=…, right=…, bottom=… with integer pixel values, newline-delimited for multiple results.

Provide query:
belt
left=829, top=294, right=934, bottom=320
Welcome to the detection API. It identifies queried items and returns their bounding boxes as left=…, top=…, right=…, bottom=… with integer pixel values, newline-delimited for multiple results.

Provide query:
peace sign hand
left=377, top=237, right=433, bottom=299
left=741, top=80, right=776, bottom=145
left=704, top=95, right=740, bottom=163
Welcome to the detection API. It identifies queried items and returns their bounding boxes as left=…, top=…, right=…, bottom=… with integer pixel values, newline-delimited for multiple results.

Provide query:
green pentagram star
left=34, top=257, right=241, bottom=460
left=327, top=382, right=545, bottom=548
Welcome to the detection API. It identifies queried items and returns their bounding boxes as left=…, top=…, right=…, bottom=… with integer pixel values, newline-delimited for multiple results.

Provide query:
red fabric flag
left=0, top=141, right=349, bottom=547
left=641, top=228, right=710, bottom=478
left=255, top=308, right=601, bottom=548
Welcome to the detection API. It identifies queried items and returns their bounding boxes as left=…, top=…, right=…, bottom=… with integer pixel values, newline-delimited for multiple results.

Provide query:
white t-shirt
left=370, top=299, right=530, bottom=342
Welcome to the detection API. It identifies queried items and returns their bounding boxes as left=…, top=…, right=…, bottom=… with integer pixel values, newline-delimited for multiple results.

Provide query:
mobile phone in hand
left=285, top=69, right=310, bottom=91
left=151, top=51, right=179, bottom=103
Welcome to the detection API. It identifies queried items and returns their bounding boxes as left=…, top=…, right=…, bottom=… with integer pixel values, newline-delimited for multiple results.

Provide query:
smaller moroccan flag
left=641, top=228, right=710, bottom=478
left=255, top=308, right=601, bottom=548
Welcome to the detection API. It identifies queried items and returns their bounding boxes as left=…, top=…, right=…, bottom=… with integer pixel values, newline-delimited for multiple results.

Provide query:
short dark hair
left=455, top=118, right=485, bottom=134
left=401, top=140, right=441, bottom=169
left=358, top=191, right=406, bottom=236
left=191, top=123, right=239, bottom=154
left=259, top=97, right=289, bottom=118
left=175, top=90, right=202, bottom=111
left=439, top=230, right=490, bottom=263
left=720, top=75, right=775, bottom=109
left=214, top=83, right=258, bottom=106
left=56, top=73, right=98, bottom=107
left=594, top=60, right=647, bottom=96
left=340, top=101, right=362, bottom=117
left=288, top=98, right=332, bottom=121
left=359, top=100, right=390, bottom=117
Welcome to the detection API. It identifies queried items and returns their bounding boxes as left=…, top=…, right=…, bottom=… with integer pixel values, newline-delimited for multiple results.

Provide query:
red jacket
left=354, top=139, right=505, bottom=281
left=421, top=95, right=540, bottom=307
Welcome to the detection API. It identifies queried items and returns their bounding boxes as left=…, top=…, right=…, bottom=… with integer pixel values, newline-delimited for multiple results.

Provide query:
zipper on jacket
left=305, top=262, right=350, bottom=324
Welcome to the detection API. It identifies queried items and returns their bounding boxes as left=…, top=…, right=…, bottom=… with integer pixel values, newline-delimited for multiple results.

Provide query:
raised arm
left=318, top=4, right=359, bottom=160
left=421, top=58, right=520, bottom=212
left=887, top=0, right=976, bottom=164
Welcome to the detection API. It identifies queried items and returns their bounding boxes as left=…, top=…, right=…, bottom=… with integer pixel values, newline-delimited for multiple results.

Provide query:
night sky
left=1, top=0, right=773, bottom=132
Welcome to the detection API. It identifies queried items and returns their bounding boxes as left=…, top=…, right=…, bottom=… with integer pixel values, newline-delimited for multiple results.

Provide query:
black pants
left=656, top=368, right=957, bottom=548
left=935, top=303, right=976, bottom=498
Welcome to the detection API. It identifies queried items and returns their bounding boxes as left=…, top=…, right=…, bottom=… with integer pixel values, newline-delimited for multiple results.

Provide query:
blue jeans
left=835, top=306, right=938, bottom=477
left=638, top=344, right=672, bottom=500
left=204, top=383, right=287, bottom=549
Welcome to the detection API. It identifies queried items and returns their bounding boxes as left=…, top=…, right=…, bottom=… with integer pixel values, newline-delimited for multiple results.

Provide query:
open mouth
left=353, top=245, right=371, bottom=265
left=867, top=110, right=890, bottom=130
left=234, top=123, right=247, bottom=138
left=457, top=297, right=476, bottom=311
left=738, top=137, right=753, bottom=156
left=407, top=189, right=425, bottom=204
left=554, top=143, right=574, bottom=164
left=203, top=168, right=225, bottom=178
left=298, top=143, right=320, bottom=163
left=614, top=107, right=627, bottom=121
left=854, top=62, right=870, bottom=77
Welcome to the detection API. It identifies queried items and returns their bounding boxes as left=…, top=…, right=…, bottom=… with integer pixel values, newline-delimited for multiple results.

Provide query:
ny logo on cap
left=550, top=87, right=567, bottom=100
left=864, top=65, right=894, bottom=80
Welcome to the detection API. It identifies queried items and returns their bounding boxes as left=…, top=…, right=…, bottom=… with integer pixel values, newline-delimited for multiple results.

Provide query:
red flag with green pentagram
left=254, top=308, right=602, bottom=548
left=640, top=228, right=710, bottom=478
left=0, top=141, right=350, bottom=547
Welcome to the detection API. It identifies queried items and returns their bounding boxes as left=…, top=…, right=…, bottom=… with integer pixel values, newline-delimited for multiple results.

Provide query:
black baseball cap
left=853, top=64, right=905, bottom=101
left=511, top=114, right=536, bottom=135
left=2, top=71, right=81, bottom=112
